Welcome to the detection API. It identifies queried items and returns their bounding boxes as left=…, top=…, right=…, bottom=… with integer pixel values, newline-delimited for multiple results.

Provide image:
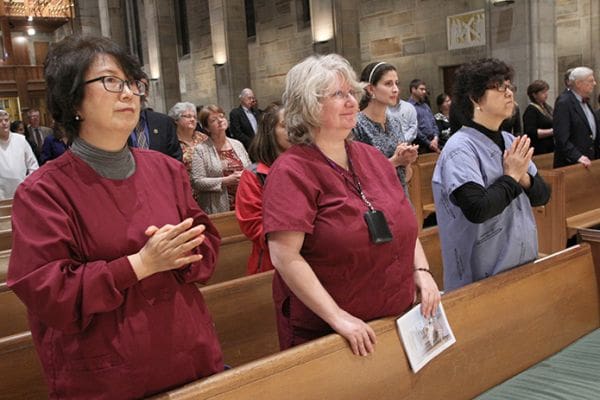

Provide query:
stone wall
left=555, top=0, right=600, bottom=105
left=75, top=0, right=600, bottom=113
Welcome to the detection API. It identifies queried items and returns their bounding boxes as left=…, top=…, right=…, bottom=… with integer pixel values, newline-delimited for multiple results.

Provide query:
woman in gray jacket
left=192, top=104, right=251, bottom=214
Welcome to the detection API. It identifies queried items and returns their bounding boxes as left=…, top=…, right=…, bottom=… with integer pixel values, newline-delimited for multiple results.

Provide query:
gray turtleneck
left=71, top=137, right=136, bottom=179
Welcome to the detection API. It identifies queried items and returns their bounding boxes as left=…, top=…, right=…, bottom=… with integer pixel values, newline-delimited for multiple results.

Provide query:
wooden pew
left=0, top=332, right=46, bottom=399
left=0, top=230, right=11, bottom=252
left=0, top=199, right=12, bottom=207
left=532, top=152, right=554, bottom=171
left=208, top=234, right=252, bottom=285
left=0, top=210, right=241, bottom=250
left=0, top=270, right=278, bottom=399
left=419, top=226, right=443, bottom=289
left=153, top=244, right=598, bottom=400
left=0, top=216, right=10, bottom=231
left=0, top=225, right=445, bottom=339
left=0, top=205, right=11, bottom=217
left=536, top=159, right=600, bottom=254
left=210, top=211, right=242, bottom=238
left=408, top=153, right=439, bottom=228
left=0, top=226, right=447, bottom=397
left=0, top=250, right=9, bottom=283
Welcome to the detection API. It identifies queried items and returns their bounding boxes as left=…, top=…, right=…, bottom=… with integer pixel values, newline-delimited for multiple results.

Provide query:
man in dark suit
left=26, top=109, right=53, bottom=161
left=128, top=108, right=182, bottom=161
left=228, top=88, right=260, bottom=149
left=553, top=66, right=600, bottom=168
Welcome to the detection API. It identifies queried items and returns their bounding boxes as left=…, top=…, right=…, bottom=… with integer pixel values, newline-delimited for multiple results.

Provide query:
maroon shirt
left=263, top=141, right=416, bottom=348
left=8, top=149, right=223, bottom=399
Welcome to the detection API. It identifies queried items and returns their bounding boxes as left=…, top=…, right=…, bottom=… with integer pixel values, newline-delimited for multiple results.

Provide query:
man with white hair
left=553, top=66, right=600, bottom=168
left=0, top=109, right=38, bottom=199
left=229, top=88, right=260, bottom=149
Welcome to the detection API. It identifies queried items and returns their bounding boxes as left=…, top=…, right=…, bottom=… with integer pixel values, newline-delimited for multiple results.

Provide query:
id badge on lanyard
left=316, top=143, right=393, bottom=244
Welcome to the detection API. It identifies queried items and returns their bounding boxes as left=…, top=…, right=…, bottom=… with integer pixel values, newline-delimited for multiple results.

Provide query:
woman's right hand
left=503, top=135, right=533, bottom=182
left=390, top=143, right=419, bottom=167
left=128, top=218, right=206, bottom=280
left=329, top=309, right=377, bottom=356
left=222, top=171, right=243, bottom=187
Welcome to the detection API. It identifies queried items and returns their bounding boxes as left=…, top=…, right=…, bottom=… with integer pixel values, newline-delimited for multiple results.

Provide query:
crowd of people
left=1, top=34, right=599, bottom=397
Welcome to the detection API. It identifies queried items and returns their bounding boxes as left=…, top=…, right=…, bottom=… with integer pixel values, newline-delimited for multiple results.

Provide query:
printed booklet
left=396, top=302, right=456, bottom=373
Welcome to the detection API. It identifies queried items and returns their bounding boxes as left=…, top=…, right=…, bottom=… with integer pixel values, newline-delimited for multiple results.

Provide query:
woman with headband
left=353, top=61, right=418, bottom=195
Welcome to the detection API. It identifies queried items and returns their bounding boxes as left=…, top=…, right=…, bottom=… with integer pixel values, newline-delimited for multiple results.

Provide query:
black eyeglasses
left=489, top=81, right=515, bottom=93
left=84, top=76, right=147, bottom=96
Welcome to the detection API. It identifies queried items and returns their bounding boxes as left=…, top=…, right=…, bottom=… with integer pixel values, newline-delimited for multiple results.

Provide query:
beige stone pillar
left=528, top=0, right=557, bottom=101
left=487, top=0, right=532, bottom=111
left=209, top=0, right=251, bottom=113
left=143, top=0, right=181, bottom=113
left=333, top=0, right=361, bottom=71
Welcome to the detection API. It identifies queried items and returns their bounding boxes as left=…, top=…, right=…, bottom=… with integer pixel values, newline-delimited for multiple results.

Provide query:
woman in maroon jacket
left=7, top=36, right=223, bottom=399
left=235, top=103, right=290, bottom=274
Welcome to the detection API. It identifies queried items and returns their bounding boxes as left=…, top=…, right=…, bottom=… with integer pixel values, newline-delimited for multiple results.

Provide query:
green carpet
left=477, top=329, right=600, bottom=400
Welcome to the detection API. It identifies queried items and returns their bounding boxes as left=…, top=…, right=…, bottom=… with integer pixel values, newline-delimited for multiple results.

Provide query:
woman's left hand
left=414, top=269, right=441, bottom=319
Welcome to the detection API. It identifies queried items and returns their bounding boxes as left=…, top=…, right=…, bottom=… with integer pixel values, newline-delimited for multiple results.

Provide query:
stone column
left=487, top=0, right=532, bottom=110
left=209, top=0, right=250, bottom=113
left=143, top=0, right=181, bottom=113
left=333, top=0, right=361, bottom=71
left=528, top=0, right=556, bottom=100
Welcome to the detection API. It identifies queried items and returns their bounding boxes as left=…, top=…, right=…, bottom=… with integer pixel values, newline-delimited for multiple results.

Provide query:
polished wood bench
left=210, top=211, right=242, bottom=238
left=153, top=244, right=599, bottom=400
left=408, top=153, right=438, bottom=229
left=0, top=270, right=278, bottom=399
left=0, top=205, right=11, bottom=218
left=532, top=152, right=554, bottom=171
left=0, top=225, right=447, bottom=397
left=536, top=159, right=600, bottom=254
left=0, top=216, right=10, bottom=231
left=0, top=230, right=11, bottom=252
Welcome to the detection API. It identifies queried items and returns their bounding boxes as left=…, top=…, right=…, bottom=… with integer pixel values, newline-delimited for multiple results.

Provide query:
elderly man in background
left=553, top=66, right=600, bottom=168
left=26, top=108, right=52, bottom=160
left=0, top=109, right=38, bottom=199
left=229, top=88, right=260, bottom=150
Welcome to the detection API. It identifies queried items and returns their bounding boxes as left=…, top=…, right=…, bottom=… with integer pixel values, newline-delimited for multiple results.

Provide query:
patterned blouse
left=352, top=112, right=410, bottom=194
left=218, top=148, right=245, bottom=210
left=179, top=131, right=208, bottom=204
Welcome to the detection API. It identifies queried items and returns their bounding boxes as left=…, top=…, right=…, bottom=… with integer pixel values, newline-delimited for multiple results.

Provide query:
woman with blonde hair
left=263, top=54, right=440, bottom=356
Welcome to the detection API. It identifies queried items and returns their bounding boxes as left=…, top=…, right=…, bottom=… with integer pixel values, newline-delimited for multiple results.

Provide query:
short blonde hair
left=282, top=54, right=362, bottom=145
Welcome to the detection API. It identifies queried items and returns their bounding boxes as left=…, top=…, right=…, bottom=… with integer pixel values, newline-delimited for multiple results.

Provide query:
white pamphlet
left=396, top=302, right=456, bottom=373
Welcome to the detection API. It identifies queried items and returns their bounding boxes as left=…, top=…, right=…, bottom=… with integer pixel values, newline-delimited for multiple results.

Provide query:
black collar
left=466, top=120, right=505, bottom=152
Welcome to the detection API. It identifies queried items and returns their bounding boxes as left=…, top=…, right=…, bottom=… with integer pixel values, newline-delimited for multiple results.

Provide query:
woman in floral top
left=169, top=102, right=208, bottom=205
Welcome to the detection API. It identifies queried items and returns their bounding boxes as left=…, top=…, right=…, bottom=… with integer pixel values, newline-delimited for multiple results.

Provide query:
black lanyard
left=314, top=142, right=375, bottom=212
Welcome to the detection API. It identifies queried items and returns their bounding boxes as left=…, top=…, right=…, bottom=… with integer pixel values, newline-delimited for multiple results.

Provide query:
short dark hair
left=526, top=80, right=549, bottom=103
left=248, top=102, right=284, bottom=166
left=358, top=62, right=397, bottom=110
left=436, top=93, right=450, bottom=108
left=409, top=79, right=425, bottom=92
left=449, top=58, right=514, bottom=133
left=10, top=120, right=23, bottom=132
left=44, top=35, right=146, bottom=139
